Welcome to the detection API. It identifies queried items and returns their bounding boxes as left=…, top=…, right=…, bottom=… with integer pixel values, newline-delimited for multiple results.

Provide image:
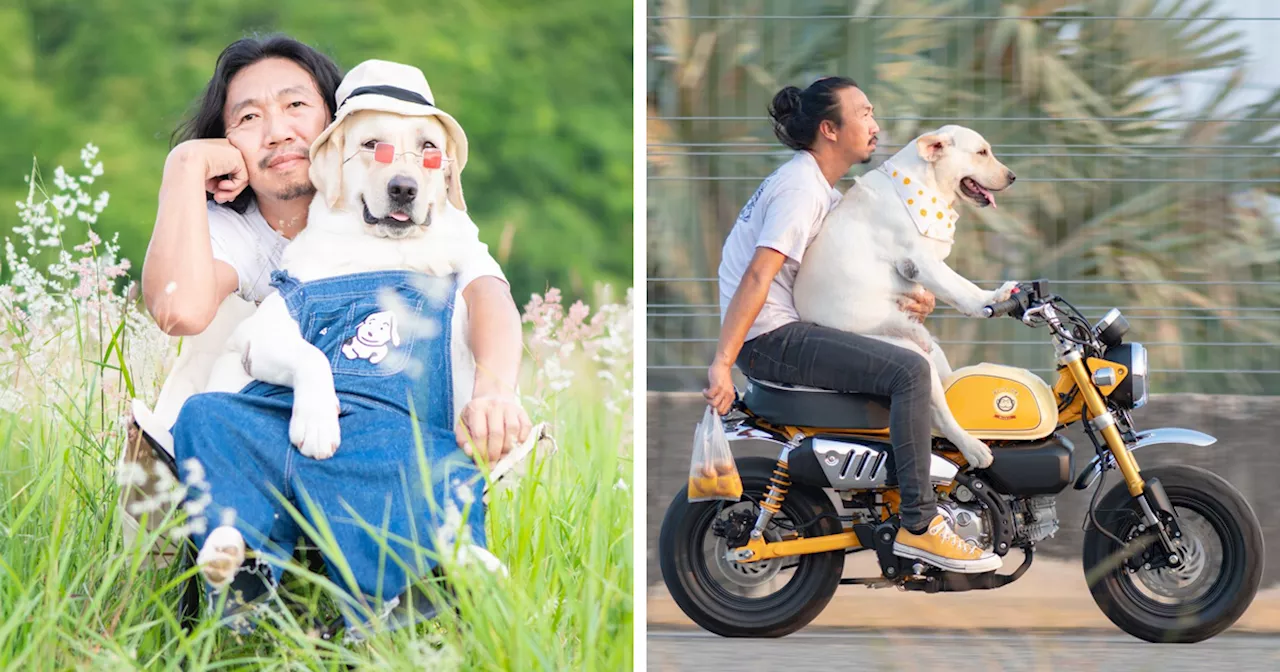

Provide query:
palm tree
left=647, top=0, right=1280, bottom=394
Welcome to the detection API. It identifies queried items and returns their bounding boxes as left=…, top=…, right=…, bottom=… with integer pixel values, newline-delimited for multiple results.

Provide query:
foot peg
left=867, top=519, right=909, bottom=579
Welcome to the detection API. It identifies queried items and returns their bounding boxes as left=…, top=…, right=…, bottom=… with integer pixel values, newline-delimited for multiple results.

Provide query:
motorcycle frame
left=721, top=301, right=1216, bottom=566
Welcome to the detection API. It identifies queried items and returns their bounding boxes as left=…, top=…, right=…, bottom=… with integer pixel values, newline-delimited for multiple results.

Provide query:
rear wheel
left=1082, top=464, right=1264, bottom=643
left=658, top=456, right=846, bottom=637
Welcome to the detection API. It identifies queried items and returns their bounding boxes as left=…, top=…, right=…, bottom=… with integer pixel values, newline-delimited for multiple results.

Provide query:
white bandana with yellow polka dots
left=877, top=160, right=959, bottom=244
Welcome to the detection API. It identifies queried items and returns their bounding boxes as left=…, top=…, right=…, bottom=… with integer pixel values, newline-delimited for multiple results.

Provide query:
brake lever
left=1020, top=303, right=1049, bottom=327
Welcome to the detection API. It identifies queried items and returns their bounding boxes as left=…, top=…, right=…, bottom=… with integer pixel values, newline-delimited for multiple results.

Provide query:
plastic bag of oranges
left=687, top=405, right=743, bottom=502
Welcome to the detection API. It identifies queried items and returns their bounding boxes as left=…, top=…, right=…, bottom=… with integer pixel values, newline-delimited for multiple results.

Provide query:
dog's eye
left=978, top=149, right=989, bottom=156
left=362, top=140, right=378, bottom=150
left=422, top=141, right=437, bottom=150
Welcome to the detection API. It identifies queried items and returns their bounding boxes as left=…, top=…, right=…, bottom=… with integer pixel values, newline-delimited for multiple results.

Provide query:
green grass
left=0, top=359, right=632, bottom=670
left=0, top=150, right=634, bottom=670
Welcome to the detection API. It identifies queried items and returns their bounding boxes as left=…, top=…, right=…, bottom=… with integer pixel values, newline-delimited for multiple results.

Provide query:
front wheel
left=1082, top=464, right=1264, bottom=643
left=657, top=456, right=845, bottom=637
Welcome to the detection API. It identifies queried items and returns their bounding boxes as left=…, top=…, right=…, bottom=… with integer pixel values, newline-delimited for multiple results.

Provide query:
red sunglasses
left=371, top=142, right=445, bottom=169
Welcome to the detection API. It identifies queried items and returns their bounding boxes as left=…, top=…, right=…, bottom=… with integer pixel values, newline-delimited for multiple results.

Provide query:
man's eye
left=290, top=101, right=305, bottom=108
left=240, top=113, right=258, bottom=123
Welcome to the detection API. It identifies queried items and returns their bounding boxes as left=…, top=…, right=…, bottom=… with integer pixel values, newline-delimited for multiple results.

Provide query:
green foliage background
left=0, top=0, right=633, bottom=306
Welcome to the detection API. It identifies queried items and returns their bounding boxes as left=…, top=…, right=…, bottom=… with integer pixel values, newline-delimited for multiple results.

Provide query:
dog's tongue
left=977, top=184, right=997, bottom=209
left=389, top=212, right=410, bottom=222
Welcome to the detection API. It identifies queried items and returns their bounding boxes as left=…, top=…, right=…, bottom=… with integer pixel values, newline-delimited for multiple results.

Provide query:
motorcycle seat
left=741, top=377, right=892, bottom=430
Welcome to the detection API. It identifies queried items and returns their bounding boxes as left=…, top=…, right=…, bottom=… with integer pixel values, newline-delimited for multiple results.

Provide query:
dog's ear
left=309, top=125, right=346, bottom=210
left=388, top=311, right=401, bottom=346
left=915, top=132, right=953, bottom=163
left=445, top=140, right=466, bottom=212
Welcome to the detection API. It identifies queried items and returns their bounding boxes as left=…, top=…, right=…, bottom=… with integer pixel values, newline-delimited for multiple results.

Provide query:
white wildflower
left=115, top=461, right=148, bottom=488
left=183, top=492, right=213, bottom=517
left=181, top=458, right=207, bottom=489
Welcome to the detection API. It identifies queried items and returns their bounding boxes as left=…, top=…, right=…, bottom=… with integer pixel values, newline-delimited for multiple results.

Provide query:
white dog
left=341, top=311, right=401, bottom=364
left=203, top=105, right=476, bottom=460
left=792, top=125, right=1018, bottom=469
left=193, top=62, right=511, bottom=588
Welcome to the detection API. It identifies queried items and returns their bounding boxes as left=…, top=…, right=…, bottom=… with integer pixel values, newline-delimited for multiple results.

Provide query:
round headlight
left=1102, top=342, right=1148, bottom=409
left=1131, top=343, right=1148, bottom=408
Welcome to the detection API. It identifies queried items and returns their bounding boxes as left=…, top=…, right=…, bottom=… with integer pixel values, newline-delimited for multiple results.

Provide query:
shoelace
left=929, top=519, right=979, bottom=555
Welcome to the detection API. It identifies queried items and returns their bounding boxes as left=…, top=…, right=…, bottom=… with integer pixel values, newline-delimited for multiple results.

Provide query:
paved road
left=647, top=629, right=1280, bottom=671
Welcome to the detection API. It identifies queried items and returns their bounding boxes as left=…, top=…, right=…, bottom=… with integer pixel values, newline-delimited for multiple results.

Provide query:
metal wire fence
left=646, top=1, right=1280, bottom=395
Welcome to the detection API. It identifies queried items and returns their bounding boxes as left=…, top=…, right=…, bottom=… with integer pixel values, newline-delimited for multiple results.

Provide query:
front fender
left=1072, top=427, right=1217, bottom=491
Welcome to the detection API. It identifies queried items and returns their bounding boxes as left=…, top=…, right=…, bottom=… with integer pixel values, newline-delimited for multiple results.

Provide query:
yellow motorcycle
left=658, top=280, right=1263, bottom=643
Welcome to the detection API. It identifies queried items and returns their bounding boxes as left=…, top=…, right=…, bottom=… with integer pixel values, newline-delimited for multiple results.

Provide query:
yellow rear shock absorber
left=751, top=458, right=791, bottom=539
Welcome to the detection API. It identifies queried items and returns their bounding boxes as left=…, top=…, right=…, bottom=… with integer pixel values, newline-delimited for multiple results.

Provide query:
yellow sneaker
left=893, top=514, right=1003, bottom=574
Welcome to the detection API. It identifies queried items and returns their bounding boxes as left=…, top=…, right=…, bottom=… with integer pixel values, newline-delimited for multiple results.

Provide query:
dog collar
left=877, top=160, right=959, bottom=244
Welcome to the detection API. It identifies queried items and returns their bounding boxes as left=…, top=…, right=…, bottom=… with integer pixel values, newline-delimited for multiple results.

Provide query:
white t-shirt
left=718, top=151, right=844, bottom=342
left=206, top=199, right=505, bottom=303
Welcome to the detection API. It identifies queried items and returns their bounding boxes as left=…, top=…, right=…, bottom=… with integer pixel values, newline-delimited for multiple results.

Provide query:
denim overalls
left=173, top=269, right=485, bottom=629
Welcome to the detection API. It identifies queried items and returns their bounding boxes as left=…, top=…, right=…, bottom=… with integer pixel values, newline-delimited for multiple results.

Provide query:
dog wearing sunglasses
left=204, top=109, right=484, bottom=457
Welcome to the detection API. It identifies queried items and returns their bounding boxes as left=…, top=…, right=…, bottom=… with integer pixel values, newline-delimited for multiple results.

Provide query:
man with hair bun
left=704, top=76, right=1001, bottom=573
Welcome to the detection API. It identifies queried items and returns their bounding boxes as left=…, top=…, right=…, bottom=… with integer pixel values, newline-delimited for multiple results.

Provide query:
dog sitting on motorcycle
left=706, top=76, right=1006, bottom=574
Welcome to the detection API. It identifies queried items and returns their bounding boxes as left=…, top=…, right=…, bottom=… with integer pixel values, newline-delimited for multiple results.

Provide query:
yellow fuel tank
left=942, top=363, right=1058, bottom=441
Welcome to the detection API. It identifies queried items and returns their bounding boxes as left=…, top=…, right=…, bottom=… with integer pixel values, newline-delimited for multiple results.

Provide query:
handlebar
left=981, top=279, right=1049, bottom=320
left=982, top=295, right=1024, bottom=318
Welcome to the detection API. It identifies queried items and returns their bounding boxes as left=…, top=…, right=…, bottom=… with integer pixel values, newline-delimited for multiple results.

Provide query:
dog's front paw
left=955, top=434, right=994, bottom=469
left=291, top=390, right=341, bottom=459
left=987, top=281, right=1019, bottom=305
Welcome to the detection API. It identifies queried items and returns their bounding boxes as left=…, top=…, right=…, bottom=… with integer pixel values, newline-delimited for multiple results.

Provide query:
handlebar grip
left=982, top=295, right=1023, bottom=318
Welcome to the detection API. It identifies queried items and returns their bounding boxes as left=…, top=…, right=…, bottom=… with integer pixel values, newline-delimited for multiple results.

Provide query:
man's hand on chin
left=457, top=389, right=533, bottom=466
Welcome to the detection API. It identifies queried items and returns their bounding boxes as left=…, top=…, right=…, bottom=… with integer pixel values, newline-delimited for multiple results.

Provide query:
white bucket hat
left=310, top=59, right=469, bottom=209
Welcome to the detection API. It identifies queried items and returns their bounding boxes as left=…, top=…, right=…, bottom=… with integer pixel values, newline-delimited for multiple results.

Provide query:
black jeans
left=736, top=321, right=937, bottom=531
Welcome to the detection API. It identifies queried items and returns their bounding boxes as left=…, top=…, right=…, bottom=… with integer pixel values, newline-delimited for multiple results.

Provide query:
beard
left=276, top=180, right=317, bottom=201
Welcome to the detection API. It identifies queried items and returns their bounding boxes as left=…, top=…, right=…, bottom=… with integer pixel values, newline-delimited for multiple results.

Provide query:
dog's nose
left=387, top=176, right=418, bottom=203
left=1007, top=171, right=1017, bottom=183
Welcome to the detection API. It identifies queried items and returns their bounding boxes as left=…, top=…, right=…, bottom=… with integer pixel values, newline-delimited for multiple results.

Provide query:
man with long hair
left=141, top=34, right=530, bottom=461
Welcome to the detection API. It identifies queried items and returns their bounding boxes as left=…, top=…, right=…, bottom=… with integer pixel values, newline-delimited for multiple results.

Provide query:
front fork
left=1061, top=348, right=1184, bottom=563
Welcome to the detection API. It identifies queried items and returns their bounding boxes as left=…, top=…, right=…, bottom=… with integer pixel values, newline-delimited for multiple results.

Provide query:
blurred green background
left=0, top=0, right=633, bottom=307
left=647, top=0, right=1280, bottom=395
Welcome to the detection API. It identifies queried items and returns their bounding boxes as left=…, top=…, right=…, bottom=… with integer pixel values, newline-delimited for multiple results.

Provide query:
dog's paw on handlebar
left=982, top=281, right=1035, bottom=318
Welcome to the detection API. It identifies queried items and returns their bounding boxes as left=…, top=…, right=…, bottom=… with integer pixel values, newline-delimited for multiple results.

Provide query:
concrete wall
left=646, top=392, right=1280, bottom=588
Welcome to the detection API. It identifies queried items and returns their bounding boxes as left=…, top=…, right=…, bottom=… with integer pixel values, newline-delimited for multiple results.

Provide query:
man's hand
left=170, top=138, right=250, bottom=204
left=898, top=287, right=936, bottom=324
left=457, top=393, right=533, bottom=466
left=703, top=360, right=736, bottom=415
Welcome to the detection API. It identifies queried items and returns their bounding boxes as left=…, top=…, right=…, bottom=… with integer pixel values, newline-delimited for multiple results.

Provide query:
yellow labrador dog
left=194, top=63, right=515, bottom=587
left=793, top=125, right=1017, bottom=469
left=203, top=108, right=476, bottom=456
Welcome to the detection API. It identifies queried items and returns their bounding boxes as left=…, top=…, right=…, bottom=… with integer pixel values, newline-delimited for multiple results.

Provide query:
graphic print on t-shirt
left=734, top=173, right=775, bottom=226
left=341, top=310, right=402, bottom=364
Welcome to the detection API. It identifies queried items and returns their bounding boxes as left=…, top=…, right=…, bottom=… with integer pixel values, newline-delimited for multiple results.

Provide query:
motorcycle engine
left=1011, top=495, right=1060, bottom=545
left=936, top=500, right=990, bottom=549
left=937, top=494, right=1060, bottom=551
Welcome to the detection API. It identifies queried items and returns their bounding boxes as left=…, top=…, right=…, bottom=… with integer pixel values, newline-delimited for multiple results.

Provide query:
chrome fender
left=1072, top=428, right=1217, bottom=491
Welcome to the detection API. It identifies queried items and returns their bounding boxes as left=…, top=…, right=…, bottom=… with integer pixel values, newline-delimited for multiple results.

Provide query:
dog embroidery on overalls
left=877, top=160, right=960, bottom=244
left=341, top=311, right=402, bottom=364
